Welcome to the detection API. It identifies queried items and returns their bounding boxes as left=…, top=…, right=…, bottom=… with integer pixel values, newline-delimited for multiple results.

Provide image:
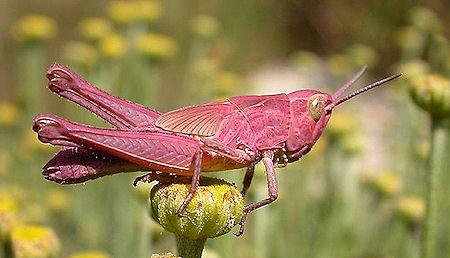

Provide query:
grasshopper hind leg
left=176, top=149, right=203, bottom=217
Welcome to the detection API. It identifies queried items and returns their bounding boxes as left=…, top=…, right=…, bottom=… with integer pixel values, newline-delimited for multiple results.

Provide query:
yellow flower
left=0, top=194, right=18, bottom=241
left=11, top=15, right=57, bottom=44
left=345, top=44, right=378, bottom=68
left=396, top=26, right=425, bottom=53
left=0, top=101, right=19, bottom=126
left=108, top=0, right=161, bottom=24
left=290, top=50, right=321, bottom=73
left=78, top=17, right=112, bottom=41
left=362, top=171, right=402, bottom=198
left=20, top=129, right=55, bottom=154
left=214, top=72, right=240, bottom=99
left=190, top=15, right=220, bottom=39
left=326, top=54, right=351, bottom=77
left=326, top=111, right=358, bottom=142
left=63, top=41, right=98, bottom=68
left=394, top=60, right=430, bottom=81
left=0, top=151, right=10, bottom=176
left=68, top=251, right=111, bottom=258
left=135, top=33, right=177, bottom=61
left=11, top=225, right=60, bottom=258
left=46, top=189, right=69, bottom=213
left=99, top=34, right=127, bottom=59
left=397, top=195, right=425, bottom=225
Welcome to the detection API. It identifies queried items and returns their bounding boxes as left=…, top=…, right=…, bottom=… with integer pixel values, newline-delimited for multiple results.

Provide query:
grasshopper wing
left=155, top=101, right=235, bottom=136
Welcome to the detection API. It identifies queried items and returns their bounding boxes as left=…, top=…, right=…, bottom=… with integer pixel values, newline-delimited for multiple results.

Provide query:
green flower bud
left=10, top=225, right=60, bottom=258
left=409, top=74, right=450, bottom=118
left=150, top=177, right=243, bottom=240
left=408, top=7, right=441, bottom=32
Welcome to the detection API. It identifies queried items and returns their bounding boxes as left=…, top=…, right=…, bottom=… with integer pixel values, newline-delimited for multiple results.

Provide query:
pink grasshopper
left=33, top=64, right=401, bottom=236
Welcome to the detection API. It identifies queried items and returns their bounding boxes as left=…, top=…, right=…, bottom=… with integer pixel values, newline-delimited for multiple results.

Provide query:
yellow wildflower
left=326, top=111, right=358, bottom=142
left=190, top=15, right=220, bottom=39
left=78, top=17, right=112, bottom=41
left=20, top=129, right=55, bottom=154
left=290, top=50, right=321, bottom=73
left=0, top=101, right=19, bottom=126
left=135, top=33, right=177, bottom=61
left=63, top=41, right=98, bottom=68
left=11, top=15, right=57, bottom=44
left=0, top=151, right=10, bottom=176
left=215, top=71, right=240, bottom=99
left=11, top=225, right=60, bottom=258
left=99, top=34, right=127, bottom=59
left=345, top=44, right=378, bottom=68
left=108, top=0, right=161, bottom=24
left=0, top=194, right=18, bottom=241
left=397, top=195, right=425, bottom=225
left=68, top=251, right=111, bottom=258
left=326, top=54, right=351, bottom=77
left=46, top=189, right=69, bottom=213
left=362, top=171, right=402, bottom=198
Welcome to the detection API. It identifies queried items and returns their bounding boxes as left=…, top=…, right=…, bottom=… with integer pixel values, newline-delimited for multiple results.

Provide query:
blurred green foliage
left=0, top=1, right=449, bottom=258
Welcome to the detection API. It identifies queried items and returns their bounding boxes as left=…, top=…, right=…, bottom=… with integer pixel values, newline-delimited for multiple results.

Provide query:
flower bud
left=150, top=177, right=243, bottom=240
left=10, top=225, right=60, bottom=258
left=409, top=74, right=450, bottom=118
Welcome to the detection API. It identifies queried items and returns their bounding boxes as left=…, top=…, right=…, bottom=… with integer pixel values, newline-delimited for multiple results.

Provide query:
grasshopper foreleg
left=235, top=151, right=278, bottom=237
left=201, top=139, right=258, bottom=164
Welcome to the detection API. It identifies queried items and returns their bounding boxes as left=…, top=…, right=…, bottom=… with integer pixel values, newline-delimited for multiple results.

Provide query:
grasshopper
left=33, top=64, right=401, bottom=236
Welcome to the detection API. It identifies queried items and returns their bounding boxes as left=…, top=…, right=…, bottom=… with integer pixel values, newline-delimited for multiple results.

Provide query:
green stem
left=423, top=117, right=449, bottom=258
left=176, top=236, right=206, bottom=258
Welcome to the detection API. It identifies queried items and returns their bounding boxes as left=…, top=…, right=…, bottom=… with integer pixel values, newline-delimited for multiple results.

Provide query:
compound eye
left=307, top=94, right=326, bottom=121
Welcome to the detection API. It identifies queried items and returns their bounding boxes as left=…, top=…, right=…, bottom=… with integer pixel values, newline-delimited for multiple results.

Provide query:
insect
left=33, top=64, right=401, bottom=236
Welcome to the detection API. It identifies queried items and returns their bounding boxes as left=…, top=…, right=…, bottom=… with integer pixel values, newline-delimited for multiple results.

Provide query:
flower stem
left=423, top=117, right=449, bottom=258
left=176, top=236, right=206, bottom=258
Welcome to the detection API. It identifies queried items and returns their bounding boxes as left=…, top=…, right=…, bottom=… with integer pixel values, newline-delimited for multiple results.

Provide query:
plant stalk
left=176, top=236, right=206, bottom=258
left=423, top=117, right=449, bottom=258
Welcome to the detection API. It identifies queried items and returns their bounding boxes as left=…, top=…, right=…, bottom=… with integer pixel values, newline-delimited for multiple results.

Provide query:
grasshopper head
left=286, top=66, right=402, bottom=161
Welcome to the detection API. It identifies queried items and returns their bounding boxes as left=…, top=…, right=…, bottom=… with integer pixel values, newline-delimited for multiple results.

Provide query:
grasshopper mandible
left=33, top=64, right=401, bottom=236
